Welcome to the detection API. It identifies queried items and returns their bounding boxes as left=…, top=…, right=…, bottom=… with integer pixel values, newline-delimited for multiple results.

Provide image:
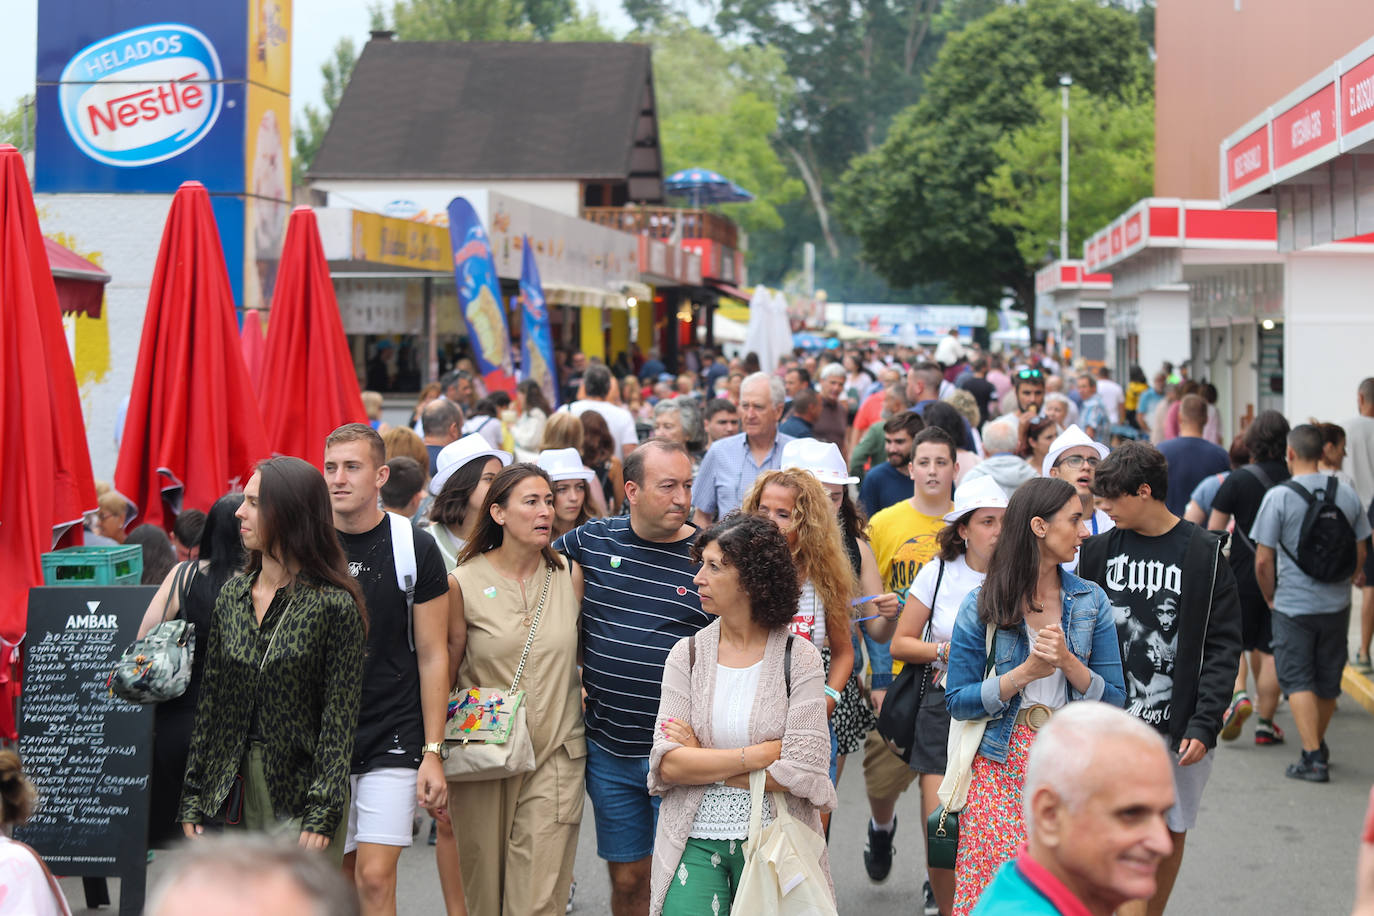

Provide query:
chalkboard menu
left=17, top=586, right=157, bottom=914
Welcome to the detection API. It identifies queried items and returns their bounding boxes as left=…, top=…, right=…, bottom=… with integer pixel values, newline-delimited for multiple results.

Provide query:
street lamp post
left=1059, top=74, right=1072, bottom=261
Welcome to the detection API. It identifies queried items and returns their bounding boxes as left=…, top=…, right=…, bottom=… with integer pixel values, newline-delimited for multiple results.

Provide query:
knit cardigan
left=647, top=621, right=837, bottom=915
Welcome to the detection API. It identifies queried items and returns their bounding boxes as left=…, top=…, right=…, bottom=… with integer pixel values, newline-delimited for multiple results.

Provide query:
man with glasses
left=692, top=372, right=793, bottom=524
left=1044, top=424, right=1114, bottom=572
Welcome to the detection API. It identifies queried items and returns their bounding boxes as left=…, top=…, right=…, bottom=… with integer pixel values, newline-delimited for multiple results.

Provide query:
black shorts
left=909, top=682, right=952, bottom=776
left=1271, top=607, right=1350, bottom=699
left=1239, top=595, right=1273, bottom=653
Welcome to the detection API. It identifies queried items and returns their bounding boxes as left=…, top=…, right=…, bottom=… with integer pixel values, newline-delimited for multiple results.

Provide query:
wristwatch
left=422, top=741, right=449, bottom=760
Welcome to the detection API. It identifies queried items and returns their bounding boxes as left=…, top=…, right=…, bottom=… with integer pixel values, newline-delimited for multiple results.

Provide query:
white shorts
left=344, top=767, right=419, bottom=853
left=1165, top=747, right=1215, bottom=833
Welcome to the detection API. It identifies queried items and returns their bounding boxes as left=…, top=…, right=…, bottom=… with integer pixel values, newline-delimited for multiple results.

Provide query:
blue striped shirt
left=693, top=431, right=794, bottom=519
left=555, top=516, right=709, bottom=757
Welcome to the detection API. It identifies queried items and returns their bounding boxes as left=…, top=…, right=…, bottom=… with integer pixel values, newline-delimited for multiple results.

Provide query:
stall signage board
left=16, top=586, right=157, bottom=916
left=1227, top=125, right=1270, bottom=194
left=1272, top=82, right=1337, bottom=172
left=1342, top=51, right=1374, bottom=137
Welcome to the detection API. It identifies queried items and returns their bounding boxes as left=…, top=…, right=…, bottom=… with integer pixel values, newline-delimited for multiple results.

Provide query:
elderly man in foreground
left=972, top=703, right=1175, bottom=916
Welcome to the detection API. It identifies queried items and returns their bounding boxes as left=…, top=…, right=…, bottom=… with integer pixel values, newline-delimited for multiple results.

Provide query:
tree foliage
left=0, top=97, right=35, bottom=154
left=292, top=36, right=361, bottom=187
left=643, top=19, right=801, bottom=234
left=984, top=85, right=1153, bottom=267
left=836, top=0, right=1152, bottom=309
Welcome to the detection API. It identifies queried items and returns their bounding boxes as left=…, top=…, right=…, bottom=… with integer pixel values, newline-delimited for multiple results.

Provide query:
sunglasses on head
left=1016, top=369, right=1044, bottom=380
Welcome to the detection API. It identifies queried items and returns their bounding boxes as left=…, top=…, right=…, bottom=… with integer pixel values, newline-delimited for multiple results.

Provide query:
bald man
left=972, top=703, right=1175, bottom=916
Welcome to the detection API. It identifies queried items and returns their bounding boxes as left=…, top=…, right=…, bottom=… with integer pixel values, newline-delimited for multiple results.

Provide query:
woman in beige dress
left=445, top=463, right=585, bottom=916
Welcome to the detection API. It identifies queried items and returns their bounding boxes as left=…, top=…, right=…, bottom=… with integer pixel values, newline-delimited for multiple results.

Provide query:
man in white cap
left=1044, top=424, right=1113, bottom=571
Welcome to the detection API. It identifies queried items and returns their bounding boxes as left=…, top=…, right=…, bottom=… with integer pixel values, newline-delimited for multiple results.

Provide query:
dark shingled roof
left=309, top=39, right=660, bottom=183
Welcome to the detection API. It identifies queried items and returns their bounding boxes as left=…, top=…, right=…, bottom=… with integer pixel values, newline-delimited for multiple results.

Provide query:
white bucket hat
left=429, top=434, right=512, bottom=495
left=1041, top=424, right=1111, bottom=477
left=781, top=437, right=859, bottom=486
left=943, top=475, right=1010, bottom=523
left=537, top=448, right=596, bottom=482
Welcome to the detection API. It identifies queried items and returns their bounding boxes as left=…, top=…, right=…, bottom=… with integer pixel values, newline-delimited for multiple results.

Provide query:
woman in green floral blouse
left=178, top=456, right=366, bottom=859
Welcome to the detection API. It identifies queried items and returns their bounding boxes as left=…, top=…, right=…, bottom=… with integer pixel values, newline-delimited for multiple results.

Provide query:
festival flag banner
left=518, top=235, right=559, bottom=408
left=446, top=197, right=516, bottom=393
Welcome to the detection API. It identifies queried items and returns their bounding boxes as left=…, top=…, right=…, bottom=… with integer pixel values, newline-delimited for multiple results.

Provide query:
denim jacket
left=944, top=570, right=1125, bottom=763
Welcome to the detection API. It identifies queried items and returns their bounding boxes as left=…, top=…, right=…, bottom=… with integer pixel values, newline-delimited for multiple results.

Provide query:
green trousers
left=235, top=743, right=348, bottom=866
left=661, top=837, right=749, bottom=915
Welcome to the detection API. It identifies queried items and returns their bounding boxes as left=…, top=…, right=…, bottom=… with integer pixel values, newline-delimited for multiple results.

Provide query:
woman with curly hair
left=741, top=467, right=858, bottom=790
left=648, top=513, right=837, bottom=916
left=579, top=410, right=625, bottom=515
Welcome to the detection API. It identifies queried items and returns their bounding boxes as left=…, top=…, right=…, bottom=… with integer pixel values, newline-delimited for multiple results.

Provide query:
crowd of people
left=14, top=337, right=1374, bottom=916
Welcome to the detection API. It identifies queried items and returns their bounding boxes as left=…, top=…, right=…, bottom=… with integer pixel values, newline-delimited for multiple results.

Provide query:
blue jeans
left=585, top=738, right=660, bottom=862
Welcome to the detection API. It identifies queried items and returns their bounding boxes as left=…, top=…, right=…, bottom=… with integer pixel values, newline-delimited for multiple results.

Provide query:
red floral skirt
left=951, top=723, right=1037, bottom=916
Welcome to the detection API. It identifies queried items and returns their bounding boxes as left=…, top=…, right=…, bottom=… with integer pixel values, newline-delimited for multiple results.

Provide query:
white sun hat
left=537, top=448, right=596, bottom=482
left=429, top=434, right=512, bottom=495
left=943, top=474, right=1011, bottom=523
left=781, top=437, right=860, bottom=486
left=1041, top=424, right=1111, bottom=478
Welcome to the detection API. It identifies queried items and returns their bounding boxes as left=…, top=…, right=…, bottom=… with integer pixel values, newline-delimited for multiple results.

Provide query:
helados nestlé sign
left=58, top=23, right=224, bottom=168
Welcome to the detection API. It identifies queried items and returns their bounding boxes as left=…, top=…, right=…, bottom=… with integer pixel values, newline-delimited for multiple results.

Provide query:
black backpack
left=1279, top=476, right=1358, bottom=583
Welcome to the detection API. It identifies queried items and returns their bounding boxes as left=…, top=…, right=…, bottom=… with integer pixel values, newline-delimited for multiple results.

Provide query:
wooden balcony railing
left=581, top=206, right=739, bottom=250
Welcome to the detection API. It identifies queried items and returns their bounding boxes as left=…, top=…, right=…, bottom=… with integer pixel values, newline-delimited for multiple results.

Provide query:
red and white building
left=1033, top=260, right=1114, bottom=368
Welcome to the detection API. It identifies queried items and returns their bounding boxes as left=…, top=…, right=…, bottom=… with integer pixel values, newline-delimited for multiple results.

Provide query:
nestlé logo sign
left=58, top=24, right=223, bottom=168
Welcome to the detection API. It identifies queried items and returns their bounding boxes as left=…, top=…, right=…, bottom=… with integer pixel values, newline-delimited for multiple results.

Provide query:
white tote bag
left=732, top=769, right=838, bottom=916
left=937, top=623, right=996, bottom=813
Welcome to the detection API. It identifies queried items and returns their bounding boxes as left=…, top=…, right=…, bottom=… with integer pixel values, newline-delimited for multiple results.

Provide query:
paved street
left=62, top=692, right=1373, bottom=914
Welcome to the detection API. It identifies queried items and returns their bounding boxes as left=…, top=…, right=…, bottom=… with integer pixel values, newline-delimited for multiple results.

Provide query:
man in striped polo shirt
left=555, top=438, right=707, bottom=916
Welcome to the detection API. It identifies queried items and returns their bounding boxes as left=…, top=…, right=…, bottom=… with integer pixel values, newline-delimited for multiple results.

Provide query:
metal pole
left=1059, top=74, right=1072, bottom=260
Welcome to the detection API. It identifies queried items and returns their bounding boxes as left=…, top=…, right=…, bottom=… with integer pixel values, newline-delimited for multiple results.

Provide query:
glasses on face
left=1016, top=369, right=1044, bottom=380
left=1057, top=455, right=1100, bottom=470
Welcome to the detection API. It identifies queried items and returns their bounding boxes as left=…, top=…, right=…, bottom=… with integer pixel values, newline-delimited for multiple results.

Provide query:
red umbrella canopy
left=0, top=143, right=98, bottom=642
left=241, top=308, right=266, bottom=394
left=258, top=206, right=367, bottom=467
left=114, top=181, right=269, bottom=531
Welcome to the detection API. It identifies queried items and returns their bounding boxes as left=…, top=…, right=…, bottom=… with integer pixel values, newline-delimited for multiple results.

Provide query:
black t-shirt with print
left=339, top=516, right=448, bottom=772
left=1096, top=521, right=1193, bottom=735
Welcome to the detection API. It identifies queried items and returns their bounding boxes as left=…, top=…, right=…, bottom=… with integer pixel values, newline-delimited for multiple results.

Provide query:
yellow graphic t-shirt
left=867, top=500, right=950, bottom=606
left=866, top=499, right=949, bottom=676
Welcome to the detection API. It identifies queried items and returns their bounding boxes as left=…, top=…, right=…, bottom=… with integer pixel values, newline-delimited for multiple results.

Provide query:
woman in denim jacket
left=943, top=478, right=1125, bottom=915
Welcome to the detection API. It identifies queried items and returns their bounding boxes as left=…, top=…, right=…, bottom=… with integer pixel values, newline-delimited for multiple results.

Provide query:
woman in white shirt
left=0, top=750, right=72, bottom=915
left=888, top=475, right=1007, bottom=916
left=511, top=380, right=553, bottom=462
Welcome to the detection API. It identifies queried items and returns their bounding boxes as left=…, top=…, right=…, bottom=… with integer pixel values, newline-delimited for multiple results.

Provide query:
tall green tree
left=984, top=85, right=1153, bottom=267
left=643, top=19, right=801, bottom=234
left=714, top=0, right=951, bottom=260
left=292, top=37, right=361, bottom=187
left=836, top=0, right=1151, bottom=310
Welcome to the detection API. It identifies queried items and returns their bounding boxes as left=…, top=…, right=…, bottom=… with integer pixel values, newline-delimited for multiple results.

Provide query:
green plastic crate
left=41, top=545, right=143, bottom=586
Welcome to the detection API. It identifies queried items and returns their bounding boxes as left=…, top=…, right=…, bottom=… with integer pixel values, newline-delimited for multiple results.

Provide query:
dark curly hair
left=692, top=513, right=800, bottom=630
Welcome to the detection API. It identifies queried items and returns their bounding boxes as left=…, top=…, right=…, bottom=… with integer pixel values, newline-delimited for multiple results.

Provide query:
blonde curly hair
left=741, top=468, right=856, bottom=639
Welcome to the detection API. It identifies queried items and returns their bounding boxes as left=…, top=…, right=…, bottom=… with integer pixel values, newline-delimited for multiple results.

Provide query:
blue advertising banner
left=518, top=235, right=559, bottom=409
left=447, top=198, right=517, bottom=393
left=35, top=4, right=252, bottom=193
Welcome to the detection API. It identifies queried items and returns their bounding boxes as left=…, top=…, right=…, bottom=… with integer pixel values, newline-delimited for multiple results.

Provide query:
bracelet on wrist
left=740, top=746, right=747, bottom=771
left=823, top=685, right=842, bottom=703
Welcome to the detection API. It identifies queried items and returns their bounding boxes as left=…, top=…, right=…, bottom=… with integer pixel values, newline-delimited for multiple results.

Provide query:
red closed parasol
left=241, top=308, right=266, bottom=393
left=258, top=206, right=367, bottom=467
left=0, top=143, right=99, bottom=644
left=114, top=181, right=269, bottom=531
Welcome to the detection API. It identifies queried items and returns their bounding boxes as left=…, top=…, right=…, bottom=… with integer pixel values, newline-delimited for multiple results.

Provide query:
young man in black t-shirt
left=1207, top=409, right=1291, bottom=745
left=325, top=424, right=450, bottom=916
left=1080, top=442, right=1242, bottom=916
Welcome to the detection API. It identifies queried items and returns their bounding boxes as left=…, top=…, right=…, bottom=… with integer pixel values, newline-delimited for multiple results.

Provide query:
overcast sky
left=0, top=0, right=635, bottom=123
